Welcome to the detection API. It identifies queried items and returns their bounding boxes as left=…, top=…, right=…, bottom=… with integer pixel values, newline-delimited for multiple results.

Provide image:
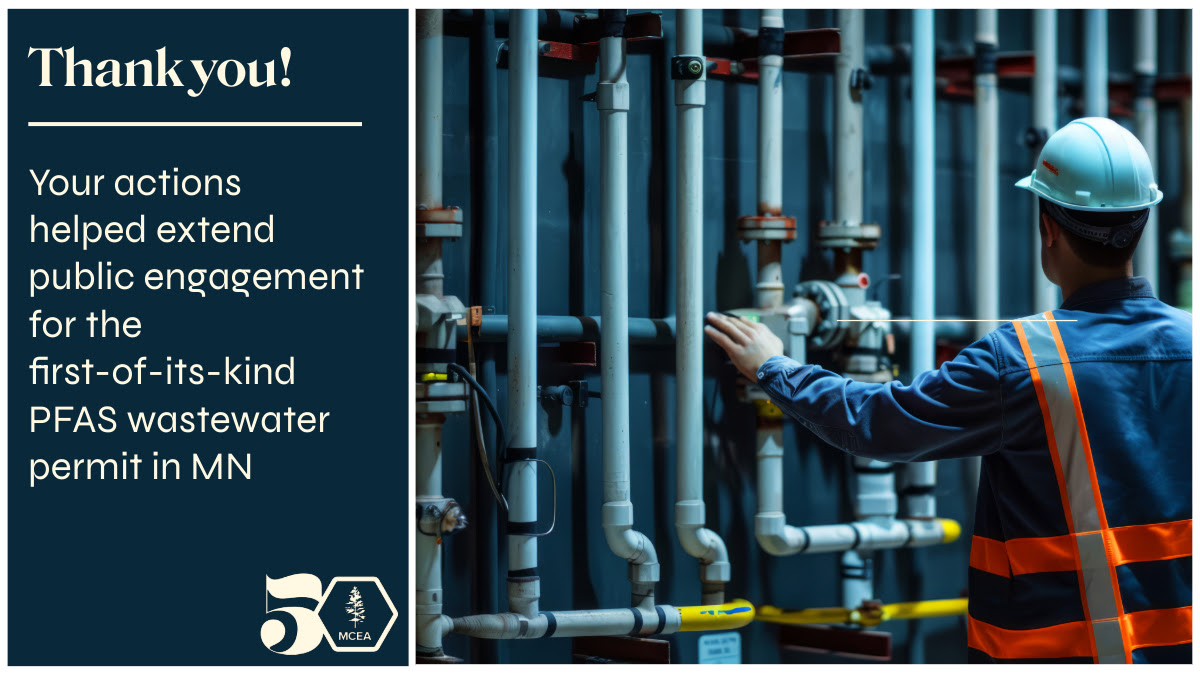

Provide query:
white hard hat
left=1015, top=117, right=1163, bottom=212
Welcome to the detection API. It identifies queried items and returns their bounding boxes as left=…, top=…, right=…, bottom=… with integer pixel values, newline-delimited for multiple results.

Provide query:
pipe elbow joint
left=675, top=500, right=730, bottom=570
left=603, top=502, right=659, bottom=573
left=755, top=512, right=807, bottom=556
left=416, top=614, right=454, bottom=654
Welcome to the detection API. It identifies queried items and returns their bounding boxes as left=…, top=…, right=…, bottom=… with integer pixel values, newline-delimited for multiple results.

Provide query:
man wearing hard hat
left=706, top=118, right=1191, bottom=664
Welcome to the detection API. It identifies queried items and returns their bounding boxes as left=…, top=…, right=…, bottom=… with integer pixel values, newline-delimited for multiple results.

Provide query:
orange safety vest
left=967, top=313, right=1192, bottom=663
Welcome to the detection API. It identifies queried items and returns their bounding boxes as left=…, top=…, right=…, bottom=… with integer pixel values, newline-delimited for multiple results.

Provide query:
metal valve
left=417, top=499, right=468, bottom=537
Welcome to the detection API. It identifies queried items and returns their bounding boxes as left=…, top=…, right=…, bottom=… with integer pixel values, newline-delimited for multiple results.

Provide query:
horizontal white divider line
left=28, top=121, right=363, bottom=127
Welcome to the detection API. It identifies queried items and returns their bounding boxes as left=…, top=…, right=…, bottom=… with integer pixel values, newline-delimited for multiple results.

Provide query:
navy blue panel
left=968, top=568, right=1085, bottom=630
left=1117, top=557, right=1192, bottom=614
left=1133, top=643, right=1192, bottom=664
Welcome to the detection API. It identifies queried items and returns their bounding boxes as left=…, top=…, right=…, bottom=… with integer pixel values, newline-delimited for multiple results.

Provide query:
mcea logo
left=261, top=574, right=397, bottom=654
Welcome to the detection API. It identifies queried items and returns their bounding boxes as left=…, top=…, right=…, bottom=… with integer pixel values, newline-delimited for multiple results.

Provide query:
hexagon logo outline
left=315, top=575, right=398, bottom=653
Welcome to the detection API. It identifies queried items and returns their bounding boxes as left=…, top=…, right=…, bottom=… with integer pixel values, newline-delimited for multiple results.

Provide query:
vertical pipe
left=506, top=8, right=539, bottom=619
left=911, top=10, right=935, bottom=380
left=907, top=9, right=938, bottom=521
left=599, top=10, right=660, bottom=608
left=756, top=9, right=785, bottom=309
left=471, top=9, right=500, bottom=663
left=417, top=10, right=443, bottom=212
left=835, top=9, right=864, bottom=231
left=974, top=10, right=999, bottom=340
left=1133, top=10, right=1159, bottom=292
left=416, top=11, right=446, bottom=303
left=415, top=10, right=447, bottom=657
left=675, top=8, right=730, bottom=606
left=967, top=9, right=999, bottom=498
left=416, top=416, right=445, bottom=654
left=1031, top=10, right=1059, bottom=312
left=1083, top=10, right=1108, bottom=118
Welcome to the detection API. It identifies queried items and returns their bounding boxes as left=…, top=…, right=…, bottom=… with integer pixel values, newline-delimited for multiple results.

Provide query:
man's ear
left=1040, top=212, right=1059, bottom=248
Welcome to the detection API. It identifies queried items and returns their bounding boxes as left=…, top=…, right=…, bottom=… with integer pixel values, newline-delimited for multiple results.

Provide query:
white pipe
left=599, top=13, right=659, bottom=606
left=755, top=420, right=806, bottom=554
left=835, top=9, right=864, bottom=231
left=835, top=8, right=879, bottom=610
left=506, top=8, right=539, bottom=619
left=754, top=420, right=954, bottom=556
left=967, top=9, right=999, bottom=500
left=1133, top=10, right=1159, bottom=292
left=415, top=11, right=447, bottom=657
left=674, top=8, right=730, bottom=605
left=756, top=9, right=785, bottom=309
left=974, top=9, right=999, bottom=341
left=907, top=9, right=938, bottom=522
left=453, top=605, right=683, bottom=640
left=1084, top=10, right=1108, bottom=117
left=416, top=416, right=450, bottom=654
left=416, top=10, right=442, bottom=211
left=1032, top=10, right=1060, bottom=312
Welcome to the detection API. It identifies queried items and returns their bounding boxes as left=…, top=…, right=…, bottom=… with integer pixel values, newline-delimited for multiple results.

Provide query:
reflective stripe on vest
left=968, top=606, right=1192, bottom=660
left=1013, top=312, right=1130, bottom=664
left=970, top=519, right=1193, bottom=577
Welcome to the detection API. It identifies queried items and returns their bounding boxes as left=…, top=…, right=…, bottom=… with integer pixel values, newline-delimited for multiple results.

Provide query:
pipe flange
left=737, top=215, right=798, bottom=241
left=794, top=280, right=850, bottom=350
left=416, top=206, right=465, bottom=239
left=816, top=220, right=882, bottom=249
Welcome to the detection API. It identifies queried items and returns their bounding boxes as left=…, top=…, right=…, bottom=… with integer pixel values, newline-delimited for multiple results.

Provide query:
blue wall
left=432, top=9, right=1192, bottom=664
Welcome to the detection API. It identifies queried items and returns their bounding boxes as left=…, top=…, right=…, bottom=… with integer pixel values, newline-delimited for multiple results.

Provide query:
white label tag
left=697, top=632, right=741, bottom=665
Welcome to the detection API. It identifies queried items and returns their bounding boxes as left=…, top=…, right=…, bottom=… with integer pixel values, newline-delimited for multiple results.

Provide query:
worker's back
left=969, top=276, right=1192, bottom=664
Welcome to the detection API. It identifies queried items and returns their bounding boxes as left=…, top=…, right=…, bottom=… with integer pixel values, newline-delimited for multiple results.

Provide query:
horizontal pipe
left=756, top=514, right=960, bottom=556
left=450, top=599, right=753, bottom=639
left=476, top=314, right=675, bottom=343
left=444, top=9, right=754, bottom=57
left=677, top=599, right=756, bottom=631
left=479, top=314, right=988, bottom=344
left=757, top=597, right=968, bottom=627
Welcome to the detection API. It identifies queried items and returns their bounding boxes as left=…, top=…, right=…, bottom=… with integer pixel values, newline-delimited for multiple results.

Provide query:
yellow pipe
left=757, top=598, right=967, bottom=628
left=937, top=517, right=962, bottom=543
left=677, top=599, right=756, bottom=632
left=420, top=372, right=449, bottom=382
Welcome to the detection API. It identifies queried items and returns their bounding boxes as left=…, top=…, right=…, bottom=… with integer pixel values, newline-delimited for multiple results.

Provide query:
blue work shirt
left=755, top=276, right=1192, bottom=663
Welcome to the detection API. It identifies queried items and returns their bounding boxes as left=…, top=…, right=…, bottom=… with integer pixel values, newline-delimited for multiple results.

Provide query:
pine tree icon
left=346, top=586, right=366, bottom=628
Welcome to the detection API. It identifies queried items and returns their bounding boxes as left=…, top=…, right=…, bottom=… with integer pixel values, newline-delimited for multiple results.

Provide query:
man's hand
left=704, top=312, right=784, bottom=380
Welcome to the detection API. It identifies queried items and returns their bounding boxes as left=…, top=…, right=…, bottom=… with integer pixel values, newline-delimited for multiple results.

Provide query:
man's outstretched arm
left=705, top=312, right=1004, bottom=462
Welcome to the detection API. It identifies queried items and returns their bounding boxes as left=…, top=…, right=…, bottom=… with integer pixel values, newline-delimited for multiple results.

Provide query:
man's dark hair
left=1038, top=197, right=1147, bottom=267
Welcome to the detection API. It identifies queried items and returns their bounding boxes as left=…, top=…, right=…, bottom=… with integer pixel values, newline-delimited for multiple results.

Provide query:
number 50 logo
left=261, top=574, right=398, bottom=654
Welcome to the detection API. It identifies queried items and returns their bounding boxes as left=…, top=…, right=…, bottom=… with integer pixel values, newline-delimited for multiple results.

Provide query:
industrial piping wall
left=421, top=8, right=1193, bottom=664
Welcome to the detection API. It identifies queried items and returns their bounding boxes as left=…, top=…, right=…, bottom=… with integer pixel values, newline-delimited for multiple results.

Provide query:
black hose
left=446, top=363, right=508, bottom=460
